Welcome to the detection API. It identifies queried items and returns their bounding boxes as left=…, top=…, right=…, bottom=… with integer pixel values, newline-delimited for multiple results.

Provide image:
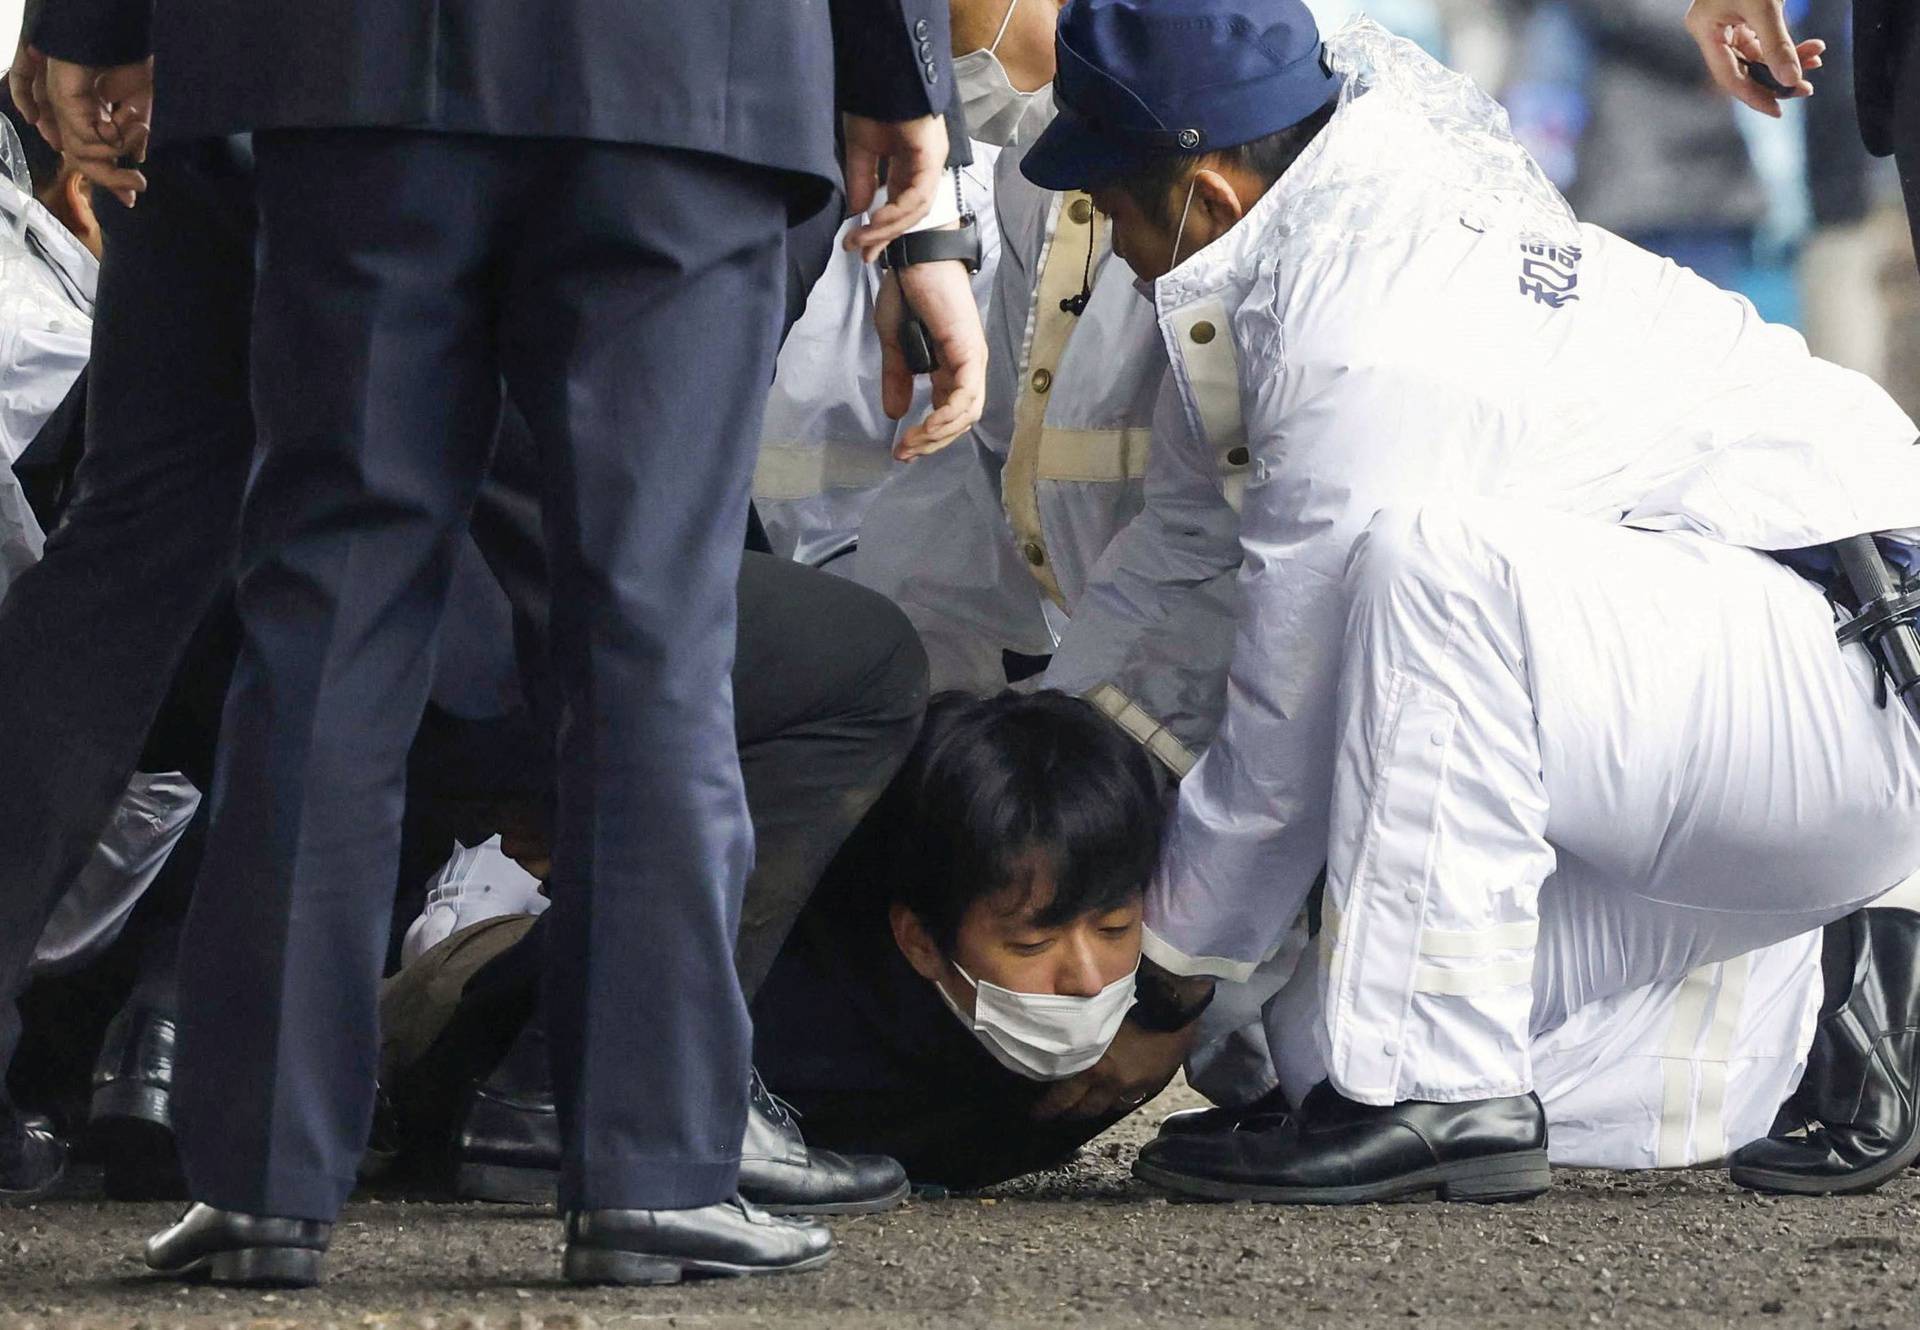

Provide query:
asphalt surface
left=3, top=1080, right=1920, bottom=1329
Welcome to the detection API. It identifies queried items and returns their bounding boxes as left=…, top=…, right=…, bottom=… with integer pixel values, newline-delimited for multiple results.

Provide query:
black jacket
left=1854, top=0, right=1917, bottom=158
left=33, top=0, right=952, bottom=190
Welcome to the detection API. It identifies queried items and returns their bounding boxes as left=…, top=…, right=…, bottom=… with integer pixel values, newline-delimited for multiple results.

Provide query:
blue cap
left=1022, top=0, right=1339, bottom=191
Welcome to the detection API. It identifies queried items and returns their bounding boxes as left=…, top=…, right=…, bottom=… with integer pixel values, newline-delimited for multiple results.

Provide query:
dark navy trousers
left=174, top=131, right=793, bottom=1219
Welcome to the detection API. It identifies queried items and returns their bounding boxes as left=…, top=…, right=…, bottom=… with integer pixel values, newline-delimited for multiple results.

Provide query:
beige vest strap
left=753, top=441, right=896, bottom=503
left=1086, top=682, right=1198, bottom=779
left=1168, top=298, right=1252, bottom=514
left=1004, top=193, right=1100, bottom=608
left=1034, top=426, right=1154, bottom=483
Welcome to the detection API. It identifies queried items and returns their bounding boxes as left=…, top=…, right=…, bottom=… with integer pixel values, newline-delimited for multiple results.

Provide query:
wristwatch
left=881, top=214, right=984, bottom=275
left=1128, top=968, right=1216, bottom=1033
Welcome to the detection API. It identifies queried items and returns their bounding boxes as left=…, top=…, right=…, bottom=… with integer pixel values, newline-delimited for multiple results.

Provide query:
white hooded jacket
left=1141, top=22, right=1920, bottom=981
left=0, top=124, right=95, bottom=599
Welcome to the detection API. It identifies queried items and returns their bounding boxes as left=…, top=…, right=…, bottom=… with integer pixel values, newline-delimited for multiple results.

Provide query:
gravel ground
left=3, top=1081, right=1919, bottom=1329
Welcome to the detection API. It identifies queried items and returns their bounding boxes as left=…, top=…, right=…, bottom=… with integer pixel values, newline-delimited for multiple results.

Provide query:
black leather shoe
left=1730, top=907, right=1920, bottom=1196
left=0, top=1113, right=67, bottom=1205
left=563, top=1198, right=831, bottom=1285
left=1134, top=1080, right=1550, bottom=1204
left=90, top=1005, right=186, bottom=1201
left=456, top=1053, right=909, bottom=1218
left=144, top=1203, right=331, bottom=1287
left=1156, top=1084, right=1293, bottom=1138
left=453, top=1020, right=558, bottom=1205
left=739, top=1072, right=908, bottom=1215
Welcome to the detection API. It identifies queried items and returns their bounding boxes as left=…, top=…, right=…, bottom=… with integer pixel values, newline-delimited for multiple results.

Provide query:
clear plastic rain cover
left=0, top=112, right=31, bottom=195
left=1272, top=18, right=1580, bottom=253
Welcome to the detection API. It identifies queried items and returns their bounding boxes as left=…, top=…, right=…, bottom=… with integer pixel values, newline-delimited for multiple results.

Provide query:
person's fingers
left=1744, top=3, right=1804, bottom=88
left=848, top=145, right=941, bottom=258
left=842, top=142, right=879, bottom=227
left=1717, top=37, right=1784, bottom=115
left=1731, top=24, right=1816, bottom=97
left=109, top=102, right=149, bottom=161
left=28, top=61, right=59, bottom=150
left=67, top=153, right=145, bottom=207
left=1032, top=1076, right=1095, bottom=1122
left=849, top=182, right=937, bottom=260
left=879, top=335, right=913, bottom=423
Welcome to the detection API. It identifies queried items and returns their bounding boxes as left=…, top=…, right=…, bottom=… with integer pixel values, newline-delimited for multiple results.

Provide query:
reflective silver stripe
left=753, top=441, right=895, bottom=502
left=1418, top=920, right=1539, bottom=958
left=1410, top=958, right=1532, bottom=997
left=1694, top=954, right=1751, bottom=1164
left=1086, top=683, right=1198, bottom=778
left=1656, top=965, right=1721, bottom=1168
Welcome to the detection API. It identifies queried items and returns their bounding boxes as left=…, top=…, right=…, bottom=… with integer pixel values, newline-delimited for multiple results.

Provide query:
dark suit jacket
left=34, top=0, right=952, bottom=190
left=1855, top=0, right=1917, bottom=157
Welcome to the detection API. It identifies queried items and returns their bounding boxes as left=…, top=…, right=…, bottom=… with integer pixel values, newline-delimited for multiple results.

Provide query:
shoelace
left=748, top=1071, right=803, bottom=1127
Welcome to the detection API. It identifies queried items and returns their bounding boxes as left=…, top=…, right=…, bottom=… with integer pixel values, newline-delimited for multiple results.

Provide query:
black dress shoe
left=90, top=1005, right=186, bottom=1201
left=453, top=1020, right=559, bottom=1205
left=1730, top=907, right=1920, bottom=1196
left=563, top=1198, right=831, bottom=1285
left=455, top=1051, right=909, bottom=1217
left=1134, top=1080, right=1549, bottom=1204
left=1155, top=1084, right=1293, bottom=1138
left=144, top=1203, right=331, bottom=1287
left=0, top=1113, right=67, bottom=1205
left=739, top=1072, right=908, bottom=1215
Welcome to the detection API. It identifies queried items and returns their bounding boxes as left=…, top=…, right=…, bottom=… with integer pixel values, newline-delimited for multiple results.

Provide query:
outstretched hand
left=1683, top=1, right=1825, bottom=117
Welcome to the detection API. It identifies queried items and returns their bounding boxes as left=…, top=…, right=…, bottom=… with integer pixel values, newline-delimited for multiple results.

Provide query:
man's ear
left=889, top=902, right=951, bottom=986
left=1192, top=168, right=1248, bottom=236
left=58, top=168, right=102, bottom=259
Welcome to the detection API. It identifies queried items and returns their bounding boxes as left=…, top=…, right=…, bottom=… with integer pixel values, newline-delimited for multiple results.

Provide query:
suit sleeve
left=32, top=0, right=154, bottom=67
left=830, top=0, right=952, bottom=121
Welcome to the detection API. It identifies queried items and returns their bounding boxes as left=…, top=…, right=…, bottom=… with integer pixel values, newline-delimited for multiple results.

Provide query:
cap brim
left=1020, top=101, right=1149, bottom=193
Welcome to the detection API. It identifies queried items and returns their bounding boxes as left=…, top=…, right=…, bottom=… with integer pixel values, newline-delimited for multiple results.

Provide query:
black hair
left=1116, top=94, right=1339, bottom=230
left=0, top=99, right=60, bottom=199
left=888, top=689, right=1165, bottom=955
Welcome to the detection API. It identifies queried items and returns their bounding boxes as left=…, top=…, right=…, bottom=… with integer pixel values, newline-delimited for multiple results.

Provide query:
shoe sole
left=563, top=1246, right=833, bottom=1286
left=0, top=1174, right=64, bottom=1207
left=91, top=1081, right=173, bottom=1131
left=1729, top=1121, right=1920, bottom=1197
left=460, top=1164, right=911, bottom=1218
left=457, top=1161, right=555, bottom=1207
left=1133, top=1149, right=1551, bottom=1205
left=753, top=1176, right=911, bottom=1217
left=153, top=1247, right=325, bottom=1288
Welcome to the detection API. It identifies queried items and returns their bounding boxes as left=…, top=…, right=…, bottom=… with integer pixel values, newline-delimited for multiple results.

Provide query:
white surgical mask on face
left=935, top=959, right=1138, bottom=1081
left=955, top=0, right=1054, bottom=148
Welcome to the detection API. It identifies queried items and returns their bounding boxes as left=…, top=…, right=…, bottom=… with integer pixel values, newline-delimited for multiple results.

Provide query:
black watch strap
left=1129, top=973, right=1216, bottom=1033
left=882, top=216, right=983, bottom=274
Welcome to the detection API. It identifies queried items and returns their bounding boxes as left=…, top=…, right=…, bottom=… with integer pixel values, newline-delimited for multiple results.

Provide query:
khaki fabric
left=378, top=913, right=537, bottom=1082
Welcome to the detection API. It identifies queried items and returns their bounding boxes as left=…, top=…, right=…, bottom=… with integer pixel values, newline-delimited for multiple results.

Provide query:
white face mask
left=955, top=0, right=1054, bottom=148
left=935, top=959, right=1138, bottom=1081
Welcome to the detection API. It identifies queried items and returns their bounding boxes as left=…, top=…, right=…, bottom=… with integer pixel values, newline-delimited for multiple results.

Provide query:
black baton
left=1836, top=534, right=1920, bottom=726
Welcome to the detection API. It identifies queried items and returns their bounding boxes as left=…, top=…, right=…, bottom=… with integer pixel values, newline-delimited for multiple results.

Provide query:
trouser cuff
left=560, top=1151, right=742, bottom=1214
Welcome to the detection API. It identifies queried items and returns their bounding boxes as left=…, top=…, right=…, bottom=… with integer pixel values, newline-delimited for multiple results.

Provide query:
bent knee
left=1343, top=500, right=1492, bottom=606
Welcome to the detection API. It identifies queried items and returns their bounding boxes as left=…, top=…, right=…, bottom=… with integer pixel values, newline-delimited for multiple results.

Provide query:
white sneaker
left=401, top=835, right=548, bottom=965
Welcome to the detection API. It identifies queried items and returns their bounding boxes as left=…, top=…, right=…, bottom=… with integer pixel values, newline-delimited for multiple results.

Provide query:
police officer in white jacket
left=0, top=110, right=94, bottom=599
left=1019, top=0, right=1920, bottom=1205
left=854, top=0, right=1199, bottom=694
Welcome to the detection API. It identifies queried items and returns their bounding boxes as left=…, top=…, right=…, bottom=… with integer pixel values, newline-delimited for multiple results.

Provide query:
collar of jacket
left=0, top=177, right=98, bottom=314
